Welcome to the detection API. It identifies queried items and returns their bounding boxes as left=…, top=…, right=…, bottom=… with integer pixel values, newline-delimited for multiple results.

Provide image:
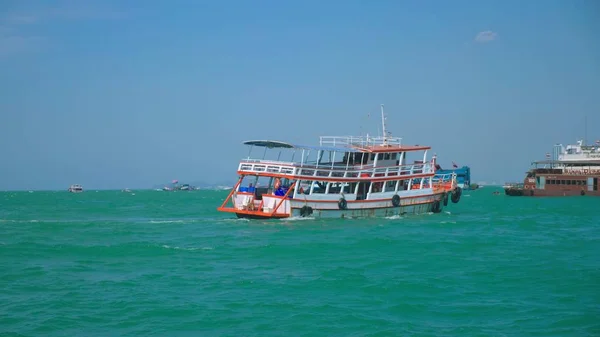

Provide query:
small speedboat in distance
left=68, top=184, right=84, bottom=193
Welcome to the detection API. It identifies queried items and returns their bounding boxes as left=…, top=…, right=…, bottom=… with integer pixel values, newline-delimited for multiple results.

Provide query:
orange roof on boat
left=352, top=144, right=432, bottom=153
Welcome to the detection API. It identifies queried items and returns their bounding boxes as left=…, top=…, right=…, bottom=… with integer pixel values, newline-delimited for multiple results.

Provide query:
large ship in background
left=504, top=139, right=600, bottom=196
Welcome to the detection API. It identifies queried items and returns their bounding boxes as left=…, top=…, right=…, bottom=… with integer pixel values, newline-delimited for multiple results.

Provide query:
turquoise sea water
left=1, top=188, right=599, bottom=336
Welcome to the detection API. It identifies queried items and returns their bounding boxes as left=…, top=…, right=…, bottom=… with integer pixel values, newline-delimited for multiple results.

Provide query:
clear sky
left=1, top=0, right=599, bottom=190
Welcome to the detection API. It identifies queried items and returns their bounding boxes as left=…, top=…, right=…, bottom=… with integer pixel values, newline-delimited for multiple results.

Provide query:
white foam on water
left=280, top=216, right=315, bottom=221
left=149, top=220, right=185, bottom=224
left=161, top=245, right=213, bottom=251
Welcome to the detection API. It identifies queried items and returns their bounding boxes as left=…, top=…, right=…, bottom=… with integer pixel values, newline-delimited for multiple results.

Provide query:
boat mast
left=584, top=115, right=587, bottom=146
left=381, top=104, right=387, bottom=146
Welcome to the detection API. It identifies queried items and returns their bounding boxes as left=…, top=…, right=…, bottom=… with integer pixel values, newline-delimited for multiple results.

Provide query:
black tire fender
left=300, top=205, right=313, bottom=217
left=391, top=194, right=401, bottom=207
left=338, top=197, right=348, bottom=210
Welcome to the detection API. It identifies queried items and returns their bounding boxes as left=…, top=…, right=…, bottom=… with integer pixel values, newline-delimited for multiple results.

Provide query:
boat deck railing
left=238, top=160, right=433, bottom=180
left=320, top=135, right=402, bottom=148
left=432, top=173, right=456, bottom=182
left=503, top=183, right=524, bottom=189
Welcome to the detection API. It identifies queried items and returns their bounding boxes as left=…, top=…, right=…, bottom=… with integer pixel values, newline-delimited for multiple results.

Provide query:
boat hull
left=221, top=190, right=458, bottom=219
left=290, top=200, right=442, bottom=219
left=504, top=188, right=599, bottom=197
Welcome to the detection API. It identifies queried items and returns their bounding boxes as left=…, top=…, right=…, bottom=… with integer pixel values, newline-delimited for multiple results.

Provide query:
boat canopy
left=243, top=140, right=360, bottom=153
left=243, top=140, right=294, bottom=149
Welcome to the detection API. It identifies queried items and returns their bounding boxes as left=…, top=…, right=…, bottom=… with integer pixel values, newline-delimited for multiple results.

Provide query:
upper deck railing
left=319, top=135, right=403, bottom=149
left=238, top=159, right=434, bottom=181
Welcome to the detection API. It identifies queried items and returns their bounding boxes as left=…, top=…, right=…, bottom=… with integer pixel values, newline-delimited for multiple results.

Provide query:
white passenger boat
left=217, top=105, right=462, bottom=219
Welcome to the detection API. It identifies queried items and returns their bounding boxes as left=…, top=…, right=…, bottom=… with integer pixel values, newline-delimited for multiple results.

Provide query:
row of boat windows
left=546, top=179, right=586, bottom=185
left=342, top=152, right=399, bottom=164
left=241, top=176, right=432, bottom=198
left=298, top=179, right=424, bottom=195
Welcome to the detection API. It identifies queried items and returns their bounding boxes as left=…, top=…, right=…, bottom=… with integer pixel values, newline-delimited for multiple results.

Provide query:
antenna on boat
left=381, top=104, right=388, bottom=146
left=584, top=115, right=587, bottom=146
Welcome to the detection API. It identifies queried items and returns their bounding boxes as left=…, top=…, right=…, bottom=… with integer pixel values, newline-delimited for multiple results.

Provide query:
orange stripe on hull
left=217, top=207, right=290, bottom=219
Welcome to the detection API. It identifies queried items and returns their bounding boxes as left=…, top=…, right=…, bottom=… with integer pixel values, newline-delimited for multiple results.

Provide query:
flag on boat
left=546, top=153, right=551, bottom=159
left=172, top=179, right=178, bottom=184
left=452, top=161, right=458, bottom=168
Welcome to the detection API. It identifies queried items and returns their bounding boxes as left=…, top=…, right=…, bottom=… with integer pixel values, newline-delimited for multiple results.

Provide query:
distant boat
left=434, top=165, right=478, bottom=190
left=122, top=188, right=132, bottom=193
left=162, top=180, right=198, bottom=191
left=504, top=139, right=600, bottom=197
left=68, top=184, right=83, bottom=193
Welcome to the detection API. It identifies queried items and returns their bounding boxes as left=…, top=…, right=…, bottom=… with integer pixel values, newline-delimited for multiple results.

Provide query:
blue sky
left=0, top=0, right=599, bottom=190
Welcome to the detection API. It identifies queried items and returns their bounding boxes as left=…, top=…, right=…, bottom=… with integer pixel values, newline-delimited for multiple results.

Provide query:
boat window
left=399, top=180, right=408, bottom=191
left=297, top=181, right=310, bottom=195
left=311, top=181, right=327, bottom=194
left=356, top=182, right=370, bottom=200
left=349, top=182, right=357, bottom=194
left=328, top=182, right=344, bottom=194
left=391, top=153, right=398, bottom=160
left=370, top=154, right=376, bottom=160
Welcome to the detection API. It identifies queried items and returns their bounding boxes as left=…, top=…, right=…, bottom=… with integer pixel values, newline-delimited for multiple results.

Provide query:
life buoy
left=338, top=197, right=347, bottom=210
left=525, top=185, right=529, bottom=189
left=300, top=205, right=313, bottom=217
left=391, top=194, right=400, bottom=207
